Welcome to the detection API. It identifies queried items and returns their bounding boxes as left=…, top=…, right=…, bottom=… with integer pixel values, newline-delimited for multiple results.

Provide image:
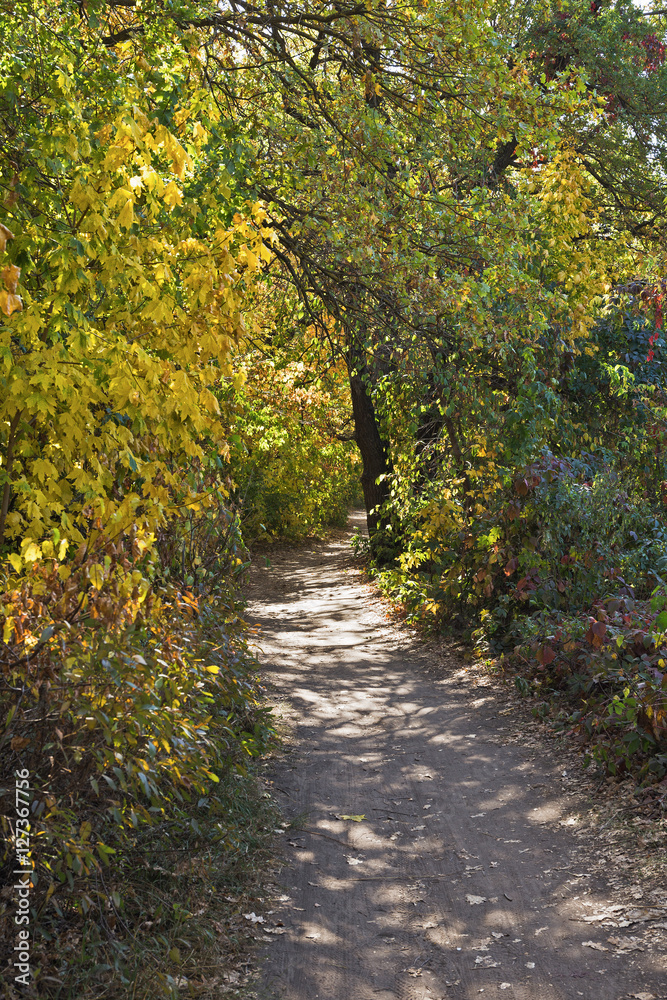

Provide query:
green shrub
left=494, top=592, right=667, bottom=784
left=375, top=452, right=667, bottom=633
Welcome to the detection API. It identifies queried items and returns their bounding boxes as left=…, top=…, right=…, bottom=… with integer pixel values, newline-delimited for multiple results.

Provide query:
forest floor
left=244, top=512, right=667, bottom=1000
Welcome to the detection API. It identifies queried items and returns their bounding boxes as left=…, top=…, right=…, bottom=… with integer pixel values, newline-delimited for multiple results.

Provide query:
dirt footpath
left=245, top=513, right=666, bottom=1000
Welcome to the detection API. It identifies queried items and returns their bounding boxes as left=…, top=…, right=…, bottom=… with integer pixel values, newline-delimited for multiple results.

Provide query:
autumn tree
left=0, top=0, right=272, bottom=560
left=4, top=0, right=666, bottom=548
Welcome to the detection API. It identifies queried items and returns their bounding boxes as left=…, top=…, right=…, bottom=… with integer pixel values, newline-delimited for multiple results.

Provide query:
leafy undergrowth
left=487, top=592, right=667, bottom=793
left=0, top=527, right=278, bottom=999
left=7, top=769, right=281, bottom=1000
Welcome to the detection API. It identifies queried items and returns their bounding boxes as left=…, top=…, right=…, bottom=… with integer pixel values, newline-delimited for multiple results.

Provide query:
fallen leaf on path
left=346, top=857, right=364, bottom=865
left=264, top=927, right=286, bottom=935
left=305, top=932, right=320, bottom=939
left=575, top=905, right=665, bottom=928
left=608, top=935, right=644, bottom=952
left=336, top=814, right=365, bottom=822
left=466, top=894, right=487, bottom=905
left=624, top=907, right=666, bottom=923
left=578, top=905, right=625, bottom=923
left=525, top=962, right=535, bottom=969
left=499, top=985, right=512, bottom=991
left=474, top=955, right=499, bottom=968
left=582, top=940, right=608, bottom=951
left=534, top=927, right=548, bottom=936
left=629, top=993, right=655, bottom=1000
left=404, top=967, right=422, bottom=977
left=492, top=932, right=506, bottom=939
left=243, top=913, right=265, bottom=924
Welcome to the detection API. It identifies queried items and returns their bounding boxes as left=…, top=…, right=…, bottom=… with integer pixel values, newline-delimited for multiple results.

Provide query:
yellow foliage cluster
left=0, top=31, right=273, bottom=557
left=532, top=150, right=611, bottom=344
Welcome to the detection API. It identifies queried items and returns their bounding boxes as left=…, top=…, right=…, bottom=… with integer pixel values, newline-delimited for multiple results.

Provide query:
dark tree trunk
left=347, top=338, right=391, bottom=537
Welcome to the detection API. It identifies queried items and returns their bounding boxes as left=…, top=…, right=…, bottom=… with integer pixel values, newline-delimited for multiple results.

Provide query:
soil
left=245, top=512, right=667, bottom=1000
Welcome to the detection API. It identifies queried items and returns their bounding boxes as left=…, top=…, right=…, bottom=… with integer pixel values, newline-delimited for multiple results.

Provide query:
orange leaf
left=0, top=222, right=14, bottom=252
left=2, top=263, right=20, bottom=293
left=585, top=620, right=607, bottom=647
left=504, top=556, right=518, bottom=576
left=0, top=289, right=22, bottom=316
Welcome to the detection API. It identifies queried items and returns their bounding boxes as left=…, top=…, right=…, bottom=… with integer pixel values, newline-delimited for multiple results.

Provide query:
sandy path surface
left=246, top=513, right=666, bottom=1000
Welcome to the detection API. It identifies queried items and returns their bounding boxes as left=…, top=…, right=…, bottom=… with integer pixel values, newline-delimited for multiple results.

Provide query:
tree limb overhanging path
left=247, top=514, right=666, bottom=1000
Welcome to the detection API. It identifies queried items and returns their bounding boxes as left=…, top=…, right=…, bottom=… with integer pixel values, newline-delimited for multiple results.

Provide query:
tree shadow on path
left=246, top=514, right=666, bottom=1000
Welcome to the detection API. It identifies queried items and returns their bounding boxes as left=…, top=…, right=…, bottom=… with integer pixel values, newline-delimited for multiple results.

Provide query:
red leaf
left=536, top=644, right=556, bottom=666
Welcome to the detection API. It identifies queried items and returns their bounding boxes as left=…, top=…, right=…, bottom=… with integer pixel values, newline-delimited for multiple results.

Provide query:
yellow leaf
left=242, top=246, right=258, bottom=270
left=163, top=180, right=183, bottom=209
left=336, top=814, right=365, bottom=822
left=22, top=541, right=41, bottom=563
left=200, top=388, right=221, bottom=414
left=89, top=563, right=104, bottom=589
left=169, top=140, right=191, bottom=179
left=3, top=616, right=14, bottom=642
left=117, top=198, right=134, bottom=229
